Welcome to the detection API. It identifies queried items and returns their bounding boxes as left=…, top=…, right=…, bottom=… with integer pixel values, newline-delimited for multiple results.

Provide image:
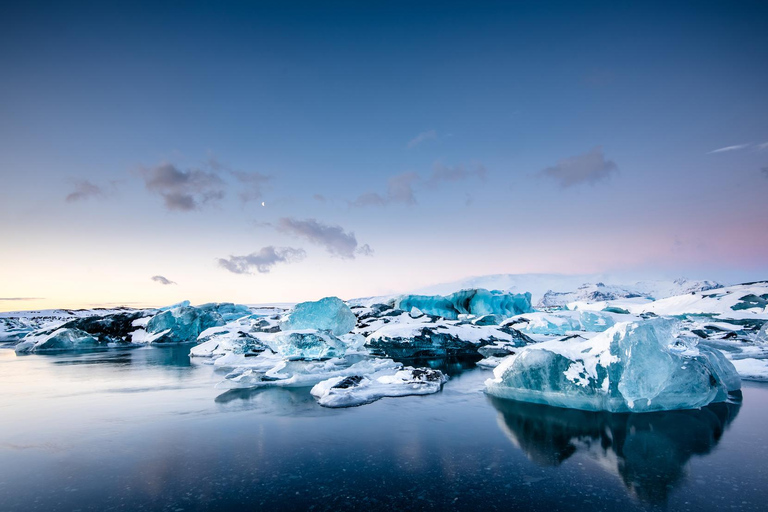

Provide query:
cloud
left=230, top=170, right=271, bottom=203
left=407, top=129, right=438, bottom=148
left=425, top=162, right=486, bottom=188
left=352, top=172, right=420, bottom=207
left=65, top=180, right=103, bottom=202
left=357, top=244, right=374, bottom=256
left=0, top=297, right=44, bottom=301
left=151, top=275, right=176, bottom=285
left=757, top=142, right=768, bottom=150
left=709, top=144, right=751, bottom=154
left=140, top=163, right=225, bottom=211
left=276, top=217, right=371, bottom=259
left=541, top=147, right=618, bottom=187
left=218, top=246, right=306, bottom=274
left=313, top=194, right=327, bottom=202
left=761, top=166, right=768, bottom=179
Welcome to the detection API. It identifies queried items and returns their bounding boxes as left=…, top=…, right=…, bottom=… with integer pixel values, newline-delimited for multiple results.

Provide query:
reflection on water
left=389, top=355, right=480, bottom=376
left=489, top=396, right=741, bottom=504
left=214, top=386, right=330, bottom=416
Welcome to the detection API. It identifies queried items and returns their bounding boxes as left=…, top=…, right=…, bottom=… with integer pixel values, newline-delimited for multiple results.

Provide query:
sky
left=1, top=0, right=767, bottom=311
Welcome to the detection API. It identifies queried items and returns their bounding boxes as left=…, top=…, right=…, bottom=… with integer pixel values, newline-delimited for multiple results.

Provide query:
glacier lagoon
left=1, top=346, right=768, bottom=511
left=2, top=280, right=768, bottom=510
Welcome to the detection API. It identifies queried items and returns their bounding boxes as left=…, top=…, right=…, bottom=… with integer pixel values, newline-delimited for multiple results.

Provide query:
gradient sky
left=1, top=0, right=767, bottom=311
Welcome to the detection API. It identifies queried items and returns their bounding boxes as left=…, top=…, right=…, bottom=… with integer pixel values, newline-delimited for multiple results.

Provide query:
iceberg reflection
left=489, top=396, right=741, bottom=504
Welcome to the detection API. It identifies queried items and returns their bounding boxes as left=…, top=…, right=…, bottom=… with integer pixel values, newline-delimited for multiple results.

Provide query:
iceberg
left=395, top=289, right=533, bottom=321
left=366, top=319, right=531, bottom=359
left=268, top=330, right=346, bottom=360
left=311, top=366, right=447, bottom=407
left=485, top=318, right=741, bottom=413
left=15, top=311, right=151, bottom=352
left=505, top=310, right=618, bottom=336
left=145, top=302, right=250, bottom=343
left=279, top=296, right=356, bottom=336
left=15, top=327, right=99, bottom=352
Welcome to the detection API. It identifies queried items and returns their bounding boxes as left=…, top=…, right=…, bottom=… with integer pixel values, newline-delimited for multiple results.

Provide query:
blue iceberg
left=485, top=318, right=741, bottom=413
left=395, top=289, right=533, bottom=321
left=146, top=302, right=251, bottom=343
left=15, top=327, right=99, bottom=352
left=279, top=296, right=356, bottom=336
left=268, top=330, right=346, bottom=360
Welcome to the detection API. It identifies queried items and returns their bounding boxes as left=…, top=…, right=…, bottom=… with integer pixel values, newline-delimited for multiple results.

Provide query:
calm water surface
left=1, top=346, right=767, bottom=511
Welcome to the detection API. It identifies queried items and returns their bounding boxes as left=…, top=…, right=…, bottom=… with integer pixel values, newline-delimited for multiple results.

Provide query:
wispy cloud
left=218, top=246, right=306, bottom=274
left=230, top=170, right=271, bottom=203
left=351, top=172, right=419, bottom=207
left=761, top=166, right=768, bottom=179
left=140, top=163, right=225, bottom=211
left=0, top=297, right=44, bottom=301
left=407, top=129, right=438, bottom=148
left=425, top=162, right=486, bottom=188
left=541, top=147, right=618, bottom=187
left=757, top=142, right=768, bottom=150
left=151, top=275, right=176, bottom=285
left=708, top=143, right=751, bottom=154
left=65, top=180, right=103, bottom=202
left=276, top=217, right=372, bottom=259
left=351, top=162, right=485, bottom=207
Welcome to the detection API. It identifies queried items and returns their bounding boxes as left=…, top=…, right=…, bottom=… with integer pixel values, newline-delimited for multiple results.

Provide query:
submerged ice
left=485, top=318, right=741, bottom=413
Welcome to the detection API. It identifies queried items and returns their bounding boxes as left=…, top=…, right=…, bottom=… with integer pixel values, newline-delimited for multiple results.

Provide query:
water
left=1, top=346, right=767, bottom=511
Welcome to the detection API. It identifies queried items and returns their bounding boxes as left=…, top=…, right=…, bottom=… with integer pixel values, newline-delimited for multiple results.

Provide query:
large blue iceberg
left=279, top=296, right=356, bottom=336
left=396, top=289, right=533, bottom=321
left=485, top=318, right=741, bottom=413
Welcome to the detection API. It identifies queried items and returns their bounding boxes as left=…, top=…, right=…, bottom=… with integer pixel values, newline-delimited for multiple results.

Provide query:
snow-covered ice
left=311, top=367, right=447, bottom=407
left=485, top=318, right=741, bottom=412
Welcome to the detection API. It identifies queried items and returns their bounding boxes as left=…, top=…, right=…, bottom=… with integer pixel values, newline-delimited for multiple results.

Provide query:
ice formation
left=14, top=311, right=151, bottom=352
left=365, top=317, right=531, bottom=359
left=485, top=318, right=741, bottom=412
left=395, top=289, right=532, bottom=321
left=145, top=302, right=251, bottom=343
left=221, top=356, right=402, bottom=389
left=15, top=327, right=100, bottom=352
left=6, top=278, right=768, bottom=410
left=505, top=310, right=620, bottom=336
left=311, top=367, right=447, bottom=407
left=279, top=296, right=356, bottom=336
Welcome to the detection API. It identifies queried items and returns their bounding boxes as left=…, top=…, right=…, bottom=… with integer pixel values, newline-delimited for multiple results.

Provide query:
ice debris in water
left=311, top=367, right=447, bottom=407
left=146, top=302, right=252, bottom=343
left=279, top=296, right=356, bottom=336
left=485, top=318, right=741, bottom=413
left=395, top=289, right=533, bottom=321
left=221, top=356, right=402, bottom=389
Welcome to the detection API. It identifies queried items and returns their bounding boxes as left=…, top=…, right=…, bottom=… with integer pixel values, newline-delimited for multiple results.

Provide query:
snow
left=731, top=358, right=768, bottom=382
